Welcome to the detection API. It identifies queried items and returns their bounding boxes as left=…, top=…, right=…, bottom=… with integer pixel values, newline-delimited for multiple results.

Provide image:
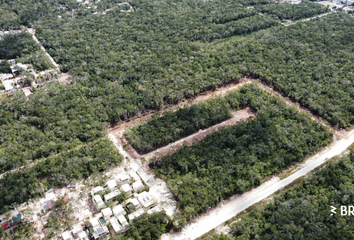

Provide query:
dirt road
left=161, top=128, right=354, bottom=240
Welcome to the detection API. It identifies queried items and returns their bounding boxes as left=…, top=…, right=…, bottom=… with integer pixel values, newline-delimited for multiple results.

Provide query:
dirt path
left=280, top=12, right=332, bottom=27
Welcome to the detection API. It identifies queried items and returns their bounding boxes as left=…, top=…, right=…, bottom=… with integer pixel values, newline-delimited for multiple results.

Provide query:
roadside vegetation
left=151, top=85, right=332, bottom=220
left=203, top=147, right=354, bottom=240
left=125, top=98, right=232, bottom=154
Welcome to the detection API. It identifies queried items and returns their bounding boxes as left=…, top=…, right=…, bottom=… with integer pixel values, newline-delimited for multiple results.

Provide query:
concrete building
left=147, top=205, right=163, bottom=214
left=61, top=231, right=74, bottom=240
left=132, top=180, right=144, bottom=192
left=101, top=207, right=113, bottom=221
left=116, top=173, right=130, bottom=183
left=117, top=215, right=129, bottom=227
left=106, top=179, right=117, bottom=191
left=89, top=218, right=101, bottom=230
left=129, top=170, right=140, bottom=181
left=93, top=195, right=105, bottom=209
left=137, top=191, right=157, bottom=209
left=91, top=186, right=104, bottom=196
left=77, top=231, right=89, bottom=240
left=109, top=217, right=123, bottom=233
left=121, top=183, right=133, bottom=196
left=104, top=189, right=121, bottom=202
left=92, top=226, right=109, bottom=240
left=0, top=74, right=13, bottom=81
left=128, top=198, right=141, bottom=209
left=136, top=168, right=153, bottom=186
left=112, top=205, right=126, bottom=217
left=128, top=208, right=145, bottom=222
left=3, top=79, right=14, bottom=92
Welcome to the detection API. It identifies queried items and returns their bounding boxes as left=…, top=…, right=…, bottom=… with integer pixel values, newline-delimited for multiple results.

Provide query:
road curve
left=161, top=129, right=354, bottom=240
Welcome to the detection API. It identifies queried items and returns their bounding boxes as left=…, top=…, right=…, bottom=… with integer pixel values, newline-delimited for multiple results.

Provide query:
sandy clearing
left=161, top=128, right=354, bottom=240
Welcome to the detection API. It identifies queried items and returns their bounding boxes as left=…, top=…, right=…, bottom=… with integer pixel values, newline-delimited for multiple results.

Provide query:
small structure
left=22, top=87, right=32, bottom=97
left=117, top=215, right=129, bottom=227
left=93, top=195, right=105, bottom=209
left=92, top=226, right=109, bottom=240
left=0, top=74, right=13, bottom=81
left=109, top=217, right=123, bottom=233
left=106, top=179, right=117, bottom=191
left=112, top=205, right=126, bottom=217
left=128, top=208, right=145, bottom=222
left=91, top=186, right=104, bottom=196
left=120, top=183, right=133, bottom=196
left=77, top=231, right=89, bottom=240
left=132, top=180, right=144, bottom=192
left=61, top=231, right=74, bottom=240
left=136, top=168, right=153, bottom=186
left=137, top=192, right=157, bottom=209
left=129, top=171, right=140, bottom=181
left=89, top=218, right=101, bottom=230
left=147, top=205, right=163, bottom=215
left=8, top=59, right=16, bottom=66
left=101, top=207, right=113, bottom=221
left=2, top=79, right=14, bottom=92
left=44, top=201, right=55, bottom=211
left=63, top=194, right=71, bottom=203
left=128, top=198, right=141, bottom=209
left=116, top=173, right=130, bottom=183
left=104, top=189, right=121, bottom=202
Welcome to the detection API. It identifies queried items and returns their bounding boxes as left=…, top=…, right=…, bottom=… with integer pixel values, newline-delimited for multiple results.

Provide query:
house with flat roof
left=128, top=198, right=141, bottom=209
left=128, top=208, right=145, bottom=222
left=117, top=215, right=129, bottom=227
left=92, top=226, right=109, bottom=240
left=91, top=186, right=104, bottom=196
left=112, top=205, right=126, bottom=217
left=104, top=189, right=121, bottom=202
left=89, top=218, right=101, bottom=230
left=132, top=180, right=144, bottom=192
left=147, top=205, right=163, bottom=215
left=93, top=195, right=105, bottom=209
left=120, top=183, right=133, bottom=196
left=109, top=217, right=123, bottom=233
left=106, top=179, right=117, bottom=191
left=129, top=171, right=140, bottom=181
left=101, top=207, right=113, bottom=221
left=137, top=191, right=157, bottom=209
left=61, top=231, right=74, bottom=240
left=116, top=173, right=130, bottom=183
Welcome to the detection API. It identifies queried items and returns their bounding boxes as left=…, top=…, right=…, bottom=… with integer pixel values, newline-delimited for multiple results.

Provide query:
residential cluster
left=60, top=166, right=167, bottom=240
left=0, top=59, right=57, bottom=96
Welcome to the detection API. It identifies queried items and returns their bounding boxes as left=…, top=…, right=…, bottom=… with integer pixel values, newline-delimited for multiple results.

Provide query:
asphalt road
left=161, top=129, right=354, bottom=240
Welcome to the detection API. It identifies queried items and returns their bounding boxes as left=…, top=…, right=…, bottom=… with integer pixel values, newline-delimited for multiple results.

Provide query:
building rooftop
left=121, top=183, right=133, bottom=193
left=106, top=179, right=117, bottom=190
left=104, top=189, right=121, bottom=202
left=117, top=215, right=128, bottom=227
left=109, top=217, right=123, bottom=233
left=89, top=218, right=101, bottom=230
left=137, top=191, right=157, bottom=209
left=132, top=180, right=144, bottom=192
left=112, top=205, right=126, bottom=216
left=116, top=173, right=130, bottom=182
left=129, top=171, right=140, bottom=181
left=101, top=207, right=113, bottom=218
left=91, top=186, right=104, bottom=196
left=62, top=230, right=74, bottom=240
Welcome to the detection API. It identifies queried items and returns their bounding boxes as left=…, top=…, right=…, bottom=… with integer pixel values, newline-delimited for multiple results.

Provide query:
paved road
left=161, top=129, right=354, bottom=240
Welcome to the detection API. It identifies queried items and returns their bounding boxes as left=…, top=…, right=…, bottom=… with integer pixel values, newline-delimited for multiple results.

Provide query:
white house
left=117, top=215, right=129, bottom=227
left=89, top=218, right=101, bottom=230
left=116, top=173, right=130, bottom=183
left=61, top=231, right=74, bottom=240
left=92, top=226, right=109, bottom=240
left=132, top=180, right=144, bottom=192
left=128, top=208, right=145, bottom=222
left=93, top=195, right=105, bottom=209
left=121, top=183, right=133, bottom=196
left=112, top=205, right=126, bottom=217
left=91, top=186, right=104, bottom=196
left=106, top=179, right=117, bottom=191
left=109, top=217, right=123, bottom=233
left=129, top=171, right=140, bottom=181
left=104, top=189, right=121, bottom=202
left=147, top=205, right=163, bottom=215
left=137, top=191, right=157, bottom=209
left=128, top=198, right=141, bottom=209
left=101, top=207, right=113, bottom=221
